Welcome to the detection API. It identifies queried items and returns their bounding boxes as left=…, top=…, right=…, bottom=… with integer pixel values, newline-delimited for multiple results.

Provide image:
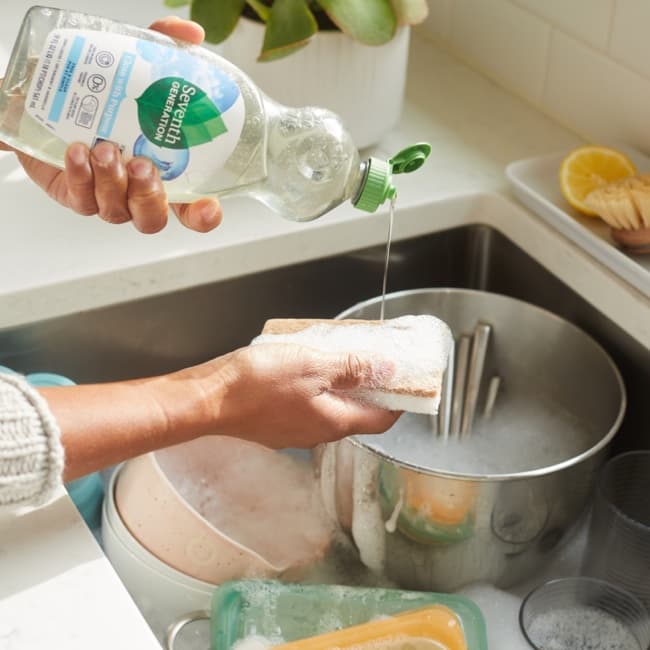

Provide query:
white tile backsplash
left=510, top=0, right=614, bottom=51
left=609, top=0, right=650, bottom=80
left=449, top=0, right=551, bottom=104
left=426, top=0, right=650, bottom=153
left=543, top=30, right=650, bottom=151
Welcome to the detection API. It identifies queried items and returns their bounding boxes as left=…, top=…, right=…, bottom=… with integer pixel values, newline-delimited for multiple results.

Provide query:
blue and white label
left=26, top=29, right=246, bottom=189
left=97, top=52, right=135, bottom=139
left=48, top=35, right=84, bottom=122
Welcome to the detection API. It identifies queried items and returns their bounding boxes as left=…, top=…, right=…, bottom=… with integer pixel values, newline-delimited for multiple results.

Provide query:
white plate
left=506, top=149, right=650, bottom=298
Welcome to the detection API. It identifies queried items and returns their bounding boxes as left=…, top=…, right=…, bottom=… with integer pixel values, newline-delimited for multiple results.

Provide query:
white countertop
left=1, top=24, right=649, bottom=650
left=0, top=34, right=583, bottom=330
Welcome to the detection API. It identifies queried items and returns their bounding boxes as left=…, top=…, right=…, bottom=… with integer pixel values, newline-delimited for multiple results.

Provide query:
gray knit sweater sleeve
left=0, top=373, right=64, bottom=509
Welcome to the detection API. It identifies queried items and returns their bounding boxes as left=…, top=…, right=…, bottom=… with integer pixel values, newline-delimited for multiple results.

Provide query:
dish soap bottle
left=0, top=6, right=430, bottom=222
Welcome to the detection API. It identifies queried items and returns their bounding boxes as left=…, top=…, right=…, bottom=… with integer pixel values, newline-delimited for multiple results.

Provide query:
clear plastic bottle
left=0, top=6, right=430, bottom=222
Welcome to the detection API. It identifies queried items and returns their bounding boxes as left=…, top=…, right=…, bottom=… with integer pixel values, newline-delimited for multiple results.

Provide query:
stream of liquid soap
left=379, top=198, right=396, bottom=321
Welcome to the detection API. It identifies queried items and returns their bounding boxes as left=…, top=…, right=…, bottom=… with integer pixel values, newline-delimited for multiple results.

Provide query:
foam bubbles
left=253, top=316, right=453, bottom=415
left=359, top=392, right=596, bottom=475
left=526, top=607, right=641, bottom=650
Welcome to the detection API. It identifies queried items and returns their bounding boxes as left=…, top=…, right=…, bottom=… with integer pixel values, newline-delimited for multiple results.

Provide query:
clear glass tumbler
left=519, top=577, right=650, bottom=650
left=581, top=450, right=650, bottom=612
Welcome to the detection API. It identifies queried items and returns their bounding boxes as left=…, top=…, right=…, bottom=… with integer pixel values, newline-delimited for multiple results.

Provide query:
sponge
left=252, top=315, right=453, bottom=415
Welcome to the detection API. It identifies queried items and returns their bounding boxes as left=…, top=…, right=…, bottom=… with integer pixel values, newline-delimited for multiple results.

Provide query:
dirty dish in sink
left=102, top=466, right=214, bottom=644
left=164, top=579, right=487, bottom=650
left=318, top=288, right=626, bottom=592
left=115, top=436, right=334, bottom=585
left=271, top=606, right=468, bottom=650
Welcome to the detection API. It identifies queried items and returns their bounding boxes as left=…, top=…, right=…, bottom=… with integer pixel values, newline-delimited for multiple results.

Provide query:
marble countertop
left=1, top=23, right=648, bottom=650
left=0, top=35, right=583, bottom=330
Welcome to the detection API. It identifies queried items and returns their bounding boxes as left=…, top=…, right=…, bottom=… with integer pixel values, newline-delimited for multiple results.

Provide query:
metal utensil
left=484, top=375, right=501, bottom=419
left=461, top=322, right=492, bottom=436
left=450, top=335, right=471, bottom=436
left=436, top=338, right=455, bottom=439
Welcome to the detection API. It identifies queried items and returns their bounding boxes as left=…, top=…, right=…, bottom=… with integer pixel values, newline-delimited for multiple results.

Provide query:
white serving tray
left=506, top=149, right=650, bottom=298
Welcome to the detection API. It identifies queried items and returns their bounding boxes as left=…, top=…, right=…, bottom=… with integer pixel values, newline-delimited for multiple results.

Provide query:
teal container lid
left=65, top=472, right=104, bottom=530
left=26, top=370, right=104, bottom=530
left=210, top=580, right=488, bottom=650
left=26, top=372, right=76, bottom=387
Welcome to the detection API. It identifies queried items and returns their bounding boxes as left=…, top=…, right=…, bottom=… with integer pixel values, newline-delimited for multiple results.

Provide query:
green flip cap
left=353, top=142, right=432, bottom=213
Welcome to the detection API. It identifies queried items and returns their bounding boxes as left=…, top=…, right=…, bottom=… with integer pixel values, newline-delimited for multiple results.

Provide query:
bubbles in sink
left=357, top=391, right=597, bottom=475
left=232, top=636, right=274, bottom=650
left=526, top=607, right=641, bottom=650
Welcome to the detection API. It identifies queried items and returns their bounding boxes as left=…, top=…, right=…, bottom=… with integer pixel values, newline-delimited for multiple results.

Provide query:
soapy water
left=525, top=606, right=641, bottom=650
left=232, top=636, right=274, bottom=650
left=154, top=438, right=334, bottom=570
left=357, top=391, right=597, bottom=475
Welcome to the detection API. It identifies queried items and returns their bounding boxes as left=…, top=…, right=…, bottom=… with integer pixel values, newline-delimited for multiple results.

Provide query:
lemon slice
left=559, top=145, right=637, bottom=216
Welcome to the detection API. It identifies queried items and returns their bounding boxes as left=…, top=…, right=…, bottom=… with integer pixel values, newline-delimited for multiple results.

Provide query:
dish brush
left=585, top=173, right=650, bottom=253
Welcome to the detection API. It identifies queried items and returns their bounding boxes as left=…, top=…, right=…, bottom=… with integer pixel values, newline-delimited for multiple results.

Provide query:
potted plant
left=164, top=0, right=429, bottom=148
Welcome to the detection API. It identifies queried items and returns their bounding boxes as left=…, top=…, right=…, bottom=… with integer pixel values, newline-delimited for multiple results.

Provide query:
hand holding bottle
left=0, top=16, right=222, bottom=233
left=1, top=7, right=431, bottom=225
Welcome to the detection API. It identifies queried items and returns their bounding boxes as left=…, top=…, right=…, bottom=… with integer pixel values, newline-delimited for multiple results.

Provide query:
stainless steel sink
left=1, top=224, right=648, bottom=451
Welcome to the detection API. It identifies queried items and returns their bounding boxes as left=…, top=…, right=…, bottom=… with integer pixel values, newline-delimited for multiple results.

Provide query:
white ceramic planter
left=222, top=18, right=410, bottom=149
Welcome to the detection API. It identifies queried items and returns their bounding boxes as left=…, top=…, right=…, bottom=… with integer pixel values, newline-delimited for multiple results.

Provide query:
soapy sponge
left=253, top=315, right=453, bottom=415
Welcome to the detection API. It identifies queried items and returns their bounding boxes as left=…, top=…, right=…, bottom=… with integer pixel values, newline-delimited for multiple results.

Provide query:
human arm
left=0, top=17, right=221, bottom=233
left=21, top=344, right=398, bottom=489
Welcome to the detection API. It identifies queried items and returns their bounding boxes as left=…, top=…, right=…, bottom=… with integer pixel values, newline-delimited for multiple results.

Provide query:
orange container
left=273, top=606, right=467, bottom=650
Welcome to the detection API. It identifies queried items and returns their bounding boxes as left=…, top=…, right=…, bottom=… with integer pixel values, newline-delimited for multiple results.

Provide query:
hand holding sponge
left=253, top=315, right=453, bottom=415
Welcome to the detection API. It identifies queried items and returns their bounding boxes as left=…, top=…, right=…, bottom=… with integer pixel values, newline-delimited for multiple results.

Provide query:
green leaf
left=136, top=77, right=227, bottom=149
left=316, top=0, right=396, bottom=45
left=164, top=0, right=190, bottom=7
left=191, top=0, right=247, bottom=44
left=390, top=0, right=428, bottom=25
left=259, top=0, right=318, bottom=61
left=245, top=0, right=271, bottom=21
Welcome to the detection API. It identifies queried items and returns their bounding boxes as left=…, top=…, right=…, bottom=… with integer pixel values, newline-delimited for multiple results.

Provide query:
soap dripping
left=379, top=197, right=396, bottom=321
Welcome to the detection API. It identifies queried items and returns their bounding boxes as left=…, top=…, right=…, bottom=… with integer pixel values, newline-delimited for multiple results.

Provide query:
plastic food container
left=165, top=580, right=487, bottom=650
left=102, top=465, right=215, bottom=643
left=273, top=606, right=467, bottom=650
left=116, top=436, right=333, bottom=584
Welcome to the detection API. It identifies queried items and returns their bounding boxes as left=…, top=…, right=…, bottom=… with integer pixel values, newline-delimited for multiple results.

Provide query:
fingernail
left=67, top=143, right=87, bottom=166
left=92, top=142, right=115, bottom=164
left=129, top=158, right=154, bottom=180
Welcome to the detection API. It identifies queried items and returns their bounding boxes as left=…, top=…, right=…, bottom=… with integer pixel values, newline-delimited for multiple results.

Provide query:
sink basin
left=2, top=203, right=648, bottom=650
left=0, top=220, right=648, bottom=452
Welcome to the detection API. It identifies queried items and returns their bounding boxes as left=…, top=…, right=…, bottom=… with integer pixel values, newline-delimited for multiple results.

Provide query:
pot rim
left=336, top=287, right=627, bottom=483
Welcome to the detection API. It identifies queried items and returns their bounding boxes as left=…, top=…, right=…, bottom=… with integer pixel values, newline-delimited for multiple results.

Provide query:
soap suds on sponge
left=253, top=316, right=453, bottom=415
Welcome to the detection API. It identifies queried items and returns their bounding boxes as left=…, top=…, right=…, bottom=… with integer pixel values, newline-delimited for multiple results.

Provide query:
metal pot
left=316, top=289, right=626, bottom=591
